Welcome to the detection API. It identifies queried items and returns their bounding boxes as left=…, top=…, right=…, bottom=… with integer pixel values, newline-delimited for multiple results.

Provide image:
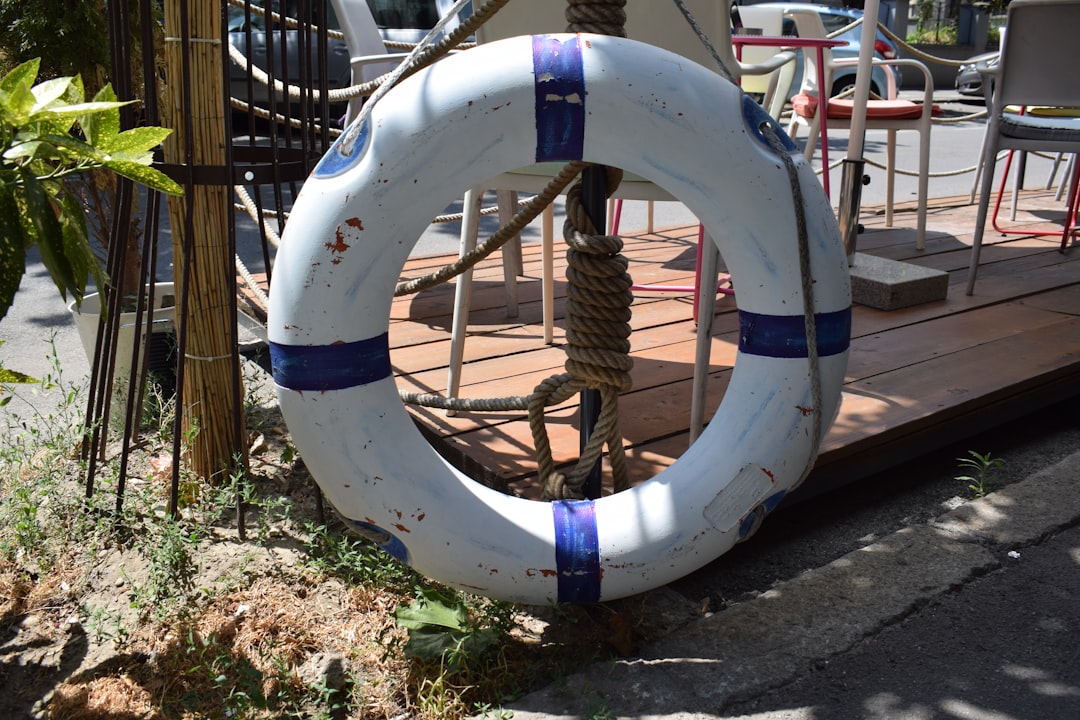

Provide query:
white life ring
left=268, top=34, right=851, bottom=604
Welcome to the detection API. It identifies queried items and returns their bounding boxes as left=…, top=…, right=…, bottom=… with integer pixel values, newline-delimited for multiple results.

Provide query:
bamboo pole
left=162, top=0, right=246, bottom=480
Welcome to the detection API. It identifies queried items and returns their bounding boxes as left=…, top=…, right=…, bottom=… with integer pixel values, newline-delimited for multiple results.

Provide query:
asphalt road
left=721, top=523, right=1080, bottom=720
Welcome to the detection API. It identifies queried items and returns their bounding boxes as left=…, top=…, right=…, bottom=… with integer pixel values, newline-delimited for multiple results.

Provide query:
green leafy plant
left=395, top=587, right=509, bottom=669
left=0, top=57, right=182, bottom=323
left=956, top=450, right=1005, bottom=498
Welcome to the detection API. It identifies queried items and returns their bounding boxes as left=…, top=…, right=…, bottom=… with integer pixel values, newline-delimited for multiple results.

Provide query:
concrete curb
left=491, top=451, right=1080, bottom=719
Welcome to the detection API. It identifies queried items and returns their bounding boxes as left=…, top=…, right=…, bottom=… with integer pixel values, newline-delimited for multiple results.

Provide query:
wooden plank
left=820, top=315, right=1080, bottom=460
left=846, top=301, right=1070, bottom=381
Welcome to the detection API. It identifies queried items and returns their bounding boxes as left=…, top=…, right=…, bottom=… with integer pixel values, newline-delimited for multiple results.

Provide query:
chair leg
left=1046, top=152, right=1065, bottom=191
left=611, top=198, right=624, bottom=235
left=969, top=124, right=989, bottom=205
left=1056, top=154, right=1076, bottom=202
left=885, top=128, right=897, bottom=228
left=496, top=189, right=520, bottom=318
left=802, top=113, right=821, bottom=164
left=1060, top=158, right=1080, bottom=251
left=1010, top=151, right=1027, bottom=222
left=610, top=199, right=656, bottom=236
left=967, top=140, right=1002, bottom=296
left=446, top=186, right=484, bottom=413
left=916, top=122, right=931, bottom=251
left=991, top=150, right=1017, bottom=235
left=692, top=225, right=704, bottom=325
left=688, top=231, right=719, bottom=445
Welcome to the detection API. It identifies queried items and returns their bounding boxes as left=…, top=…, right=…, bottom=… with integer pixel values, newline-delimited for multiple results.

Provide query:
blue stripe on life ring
left=269, top=333, right=392, bottom=391
left=552, top=499, right=601, bottom=603
left=738, top=308, right=852, bottom=358
left=533, top=35, right=585, bottom=162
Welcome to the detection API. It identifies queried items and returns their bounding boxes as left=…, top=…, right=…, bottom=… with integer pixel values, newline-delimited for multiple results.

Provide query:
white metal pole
left=846, top=0, right=880, bottom=159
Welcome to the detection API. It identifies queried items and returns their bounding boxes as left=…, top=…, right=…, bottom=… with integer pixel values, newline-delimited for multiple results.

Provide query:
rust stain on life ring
left=327, top=217, right=363, bottom=264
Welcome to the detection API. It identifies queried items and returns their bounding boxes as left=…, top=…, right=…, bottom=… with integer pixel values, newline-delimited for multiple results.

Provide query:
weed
left=0, top=334, right=86, bottom=464
left=81, top=604, right=130, bottom=645
left=303, top=520, right=419, bottom=592
left=130, top=514, right=200, bottom=620
left=395, top=587, right=507, bottom=668
left=474, top=703, right=515, bottom=720
left=956, top=450, right=1005, bottom=498
left=394, top=587, right=521, bottom=716
left=138, top=373, right=177, bottom=445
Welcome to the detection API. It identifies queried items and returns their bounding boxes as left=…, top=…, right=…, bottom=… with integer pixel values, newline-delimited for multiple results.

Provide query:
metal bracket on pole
left=838, top=158, right=867, bottom=264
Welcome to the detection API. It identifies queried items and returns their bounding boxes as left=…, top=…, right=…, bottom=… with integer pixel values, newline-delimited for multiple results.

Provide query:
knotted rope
left=530, top=168, right=635, bottom=500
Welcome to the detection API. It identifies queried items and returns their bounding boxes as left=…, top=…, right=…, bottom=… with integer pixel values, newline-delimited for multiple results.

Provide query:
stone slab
left=849, top=252, right=949, bottom=310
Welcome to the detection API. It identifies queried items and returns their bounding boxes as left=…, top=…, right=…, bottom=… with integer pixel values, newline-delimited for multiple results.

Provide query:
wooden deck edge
left=796, top=368, right=1080, bottom=505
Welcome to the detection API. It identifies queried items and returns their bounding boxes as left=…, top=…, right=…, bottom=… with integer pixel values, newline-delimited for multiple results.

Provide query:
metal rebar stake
left=579, top=166, right=607, bottom=499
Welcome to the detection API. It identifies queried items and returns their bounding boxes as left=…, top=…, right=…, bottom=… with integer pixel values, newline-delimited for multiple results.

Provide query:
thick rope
left=234, top=185, right=282, bottom=249
left=759, top=124, right=824, bottom=488
left=235, top=255, right=270, bottom=310
left=531, top=172, right=635, bottom=500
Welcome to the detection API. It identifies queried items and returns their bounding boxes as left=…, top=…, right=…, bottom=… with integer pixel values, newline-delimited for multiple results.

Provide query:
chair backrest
left=474, top=0, right=739, bottom=76
left=330, top=0, right=396, bottom=82
left=784, top=7, right=898, bottom=101
left=995, top=0, right=1080, bottom=109
left=783, top=8, right=831, bottom=96
left=736, top=6, right=784, bottom=94
left=331, top=0, right=401, bottom=122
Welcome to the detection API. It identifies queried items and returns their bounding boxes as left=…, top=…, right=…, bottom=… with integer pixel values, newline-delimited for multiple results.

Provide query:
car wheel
left=831, top=77, right=882, bottom=99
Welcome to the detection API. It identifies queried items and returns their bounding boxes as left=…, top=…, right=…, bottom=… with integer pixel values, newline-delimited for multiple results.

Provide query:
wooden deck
left=388, top=189, right=1080, bottom=500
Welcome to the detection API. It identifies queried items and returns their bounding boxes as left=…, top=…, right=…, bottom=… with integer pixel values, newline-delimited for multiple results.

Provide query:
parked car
left=366, top=0, right=462, bottom=43
left=743, top=2, right=901, bottom=99
left=955, top=51, right=999, bottom=98
left=227, top=1, right=352, bottom=111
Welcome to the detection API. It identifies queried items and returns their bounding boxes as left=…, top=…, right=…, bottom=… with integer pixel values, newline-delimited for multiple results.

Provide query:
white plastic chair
left=784, top=8, right=935, bottom=250
left=965, top=0, right=1080, bottom=295
left=330, top=0, right=414, bottom=123
left=447, top=0, right=796, bottom=440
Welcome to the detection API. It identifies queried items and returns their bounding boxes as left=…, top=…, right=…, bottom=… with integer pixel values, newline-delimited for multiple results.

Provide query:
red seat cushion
left=792, top=94, right=941, bottom=120
left=827, top=98, right=939, bottom=119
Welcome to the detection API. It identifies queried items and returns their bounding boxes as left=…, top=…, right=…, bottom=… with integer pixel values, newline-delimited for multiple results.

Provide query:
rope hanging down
left=530, top=168, right=634, bottom=500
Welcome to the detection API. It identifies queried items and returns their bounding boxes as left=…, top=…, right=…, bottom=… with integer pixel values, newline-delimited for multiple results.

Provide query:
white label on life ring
left=703, top=465, right=775, bottom=533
